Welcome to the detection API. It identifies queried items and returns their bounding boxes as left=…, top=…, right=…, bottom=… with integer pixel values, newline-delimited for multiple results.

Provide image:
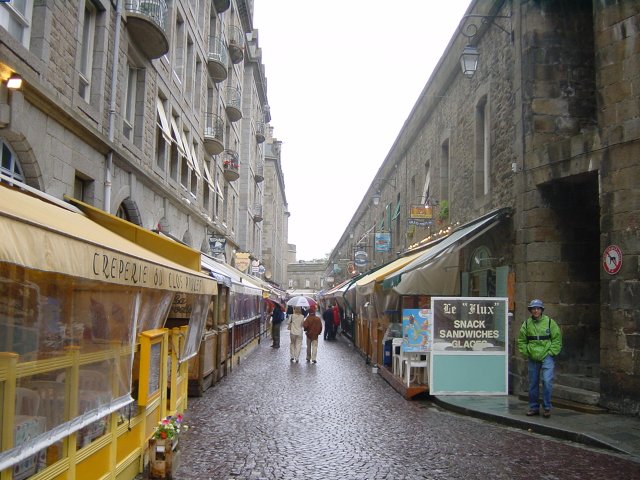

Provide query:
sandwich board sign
left=429, top=297, right=508, bottom=395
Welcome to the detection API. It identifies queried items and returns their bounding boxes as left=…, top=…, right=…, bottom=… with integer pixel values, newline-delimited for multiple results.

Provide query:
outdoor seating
left=405, top=352, right=429, bottom=387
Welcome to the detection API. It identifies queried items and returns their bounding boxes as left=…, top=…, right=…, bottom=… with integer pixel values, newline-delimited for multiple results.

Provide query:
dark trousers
left=323, top=320, right=333, bottom=340
left=272, top=322, right=281, bottom=346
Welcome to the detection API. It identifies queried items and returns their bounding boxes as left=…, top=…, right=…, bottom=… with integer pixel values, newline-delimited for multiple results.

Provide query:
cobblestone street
left=173, top=331, right=640, bottom=479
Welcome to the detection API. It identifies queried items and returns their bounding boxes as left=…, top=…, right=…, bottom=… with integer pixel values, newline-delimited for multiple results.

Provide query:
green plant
left=438, top=200, right=449, bottom=221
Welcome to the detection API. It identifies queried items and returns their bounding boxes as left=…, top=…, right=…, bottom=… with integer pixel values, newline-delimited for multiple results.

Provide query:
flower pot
left=149, top=438, right=179, bottom=479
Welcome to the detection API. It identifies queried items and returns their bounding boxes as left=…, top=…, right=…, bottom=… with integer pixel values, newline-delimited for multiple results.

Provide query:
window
left=421, top=163, right=430, bottom=204
left=155, top=97, right=171, bottom=171
left=173, top=15, right=185, bottom=84
left=185, top=36, right=194, bottom=102
left=440, top=139, right=449, bottom=202
left=123, top=66, right=137, bottom=140
left=475, top=95, right=490, bottom=198
left=0, top=139, right=25, bottom=182
left=0, top=0, right=33, bottom=48
left=189, top=142, right=199, bottom=197
left=78, top=1, right=97, bottom=102
left=74, top=173, right=94, bottom=202
left=170, top=116, right=184, bottom=182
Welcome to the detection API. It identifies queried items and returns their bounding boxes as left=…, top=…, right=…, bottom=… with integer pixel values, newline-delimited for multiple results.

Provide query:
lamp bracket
left=459, top=13, right=513, bottom=42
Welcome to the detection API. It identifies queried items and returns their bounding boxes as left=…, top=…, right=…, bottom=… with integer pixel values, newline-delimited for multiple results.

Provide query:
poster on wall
left=430, top=297, right=508, bottom=395
left=402, top=308, right=432, bottom=352
left=374, top=232, right=391, bottom=252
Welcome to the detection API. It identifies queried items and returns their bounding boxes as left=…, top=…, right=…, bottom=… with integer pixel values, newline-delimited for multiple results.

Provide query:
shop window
left=0, top=139, right=25, bottom=182
left=0, top=266, right=141, bottom=472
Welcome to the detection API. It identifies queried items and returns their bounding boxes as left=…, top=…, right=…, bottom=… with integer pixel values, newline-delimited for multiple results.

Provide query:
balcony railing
left=207, top=36, right=228, bottom=83
left=255, top=120, right=266, bottom=143
left=212, top=0, right=230, bottom=14
left=227, top=25, right=245, bottom=64
left=204, top=113, right=224, bottom=155
left=254, top=162, right=264, bottom=183
left=221, top=149, right=240, bottom=182
left=125, top=0, right=169, bottom=59
left=253, top=204, right=263, bottom=222
left=225, top=86, right=242, bottom=122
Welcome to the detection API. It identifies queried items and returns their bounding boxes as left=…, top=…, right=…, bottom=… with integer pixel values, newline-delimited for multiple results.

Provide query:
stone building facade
left=0, top=0, right=288, bottom=288
left=327, top=0, right=640, bottom=414
left=261, top=133, right=290, bottom=287
left=287, top=260, right=327, bottom=294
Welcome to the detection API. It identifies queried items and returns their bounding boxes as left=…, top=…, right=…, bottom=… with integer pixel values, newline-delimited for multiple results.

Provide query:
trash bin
left=383, top=339, right=393, bottom=366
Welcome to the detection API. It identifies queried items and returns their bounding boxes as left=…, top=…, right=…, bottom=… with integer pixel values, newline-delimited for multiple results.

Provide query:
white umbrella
left=286, top=296, right=316, bottom=308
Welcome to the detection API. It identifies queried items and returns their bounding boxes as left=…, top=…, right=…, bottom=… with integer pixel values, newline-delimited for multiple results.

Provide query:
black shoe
left=526, top=409, right=539, bottom=416
left=312, top=360, right=317, bottom=364
left=306, top=358, right=310, bottom=362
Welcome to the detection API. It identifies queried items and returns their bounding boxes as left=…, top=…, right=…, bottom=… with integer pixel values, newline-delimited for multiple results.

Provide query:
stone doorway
left=539, top=172, right=601, bottom=408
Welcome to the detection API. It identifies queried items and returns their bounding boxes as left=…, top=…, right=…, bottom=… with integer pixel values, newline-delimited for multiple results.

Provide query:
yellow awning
left=0, top=184, right=216, bottom=295
left=67, top=196, right=201, bottom=271
left=355, top=249, right=425, bottom=297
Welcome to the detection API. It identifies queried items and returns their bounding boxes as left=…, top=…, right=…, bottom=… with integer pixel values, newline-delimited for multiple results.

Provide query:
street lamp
left=458, top=12, right=513, bottom=78
left=371, top=177, right=396, bottom=206
left=460, top=45, right=479, bottom=78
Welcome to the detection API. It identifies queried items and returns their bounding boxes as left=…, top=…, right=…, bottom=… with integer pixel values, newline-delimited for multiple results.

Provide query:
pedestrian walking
left=517, top=299, right=562, bottom=418
left=303, top=307, right=323, bottom=363
left=287, top=306, right=305, bottom=363
left=332, top=303, right=342, bottom=338
left=322, top=305, right=334, bottom=340
left=270, top=302, right=285, bottom=348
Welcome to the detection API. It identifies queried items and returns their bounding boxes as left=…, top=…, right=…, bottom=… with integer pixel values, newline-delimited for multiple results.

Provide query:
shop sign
left=374, top=232, right=391, bottom=252
left=602, top=245, right=622, bottom=275
left=430, top=297, right=508, bottom=395
left=209, top=235, right=226, bottom=254
left=169, top=293, right=192, bottom=318
left=235, top=252, right=251, bottom=272
left=408, top=218, right=433, bottom=227
left=410, top=205, right=433, bottom=219
left=354, top=250, right=368, bottom=267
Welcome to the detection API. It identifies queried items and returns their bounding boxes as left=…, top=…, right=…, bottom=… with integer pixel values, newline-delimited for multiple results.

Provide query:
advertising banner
left=374, top=232, right=391, bottom=252
left=402, top=308, right=432, bottom=352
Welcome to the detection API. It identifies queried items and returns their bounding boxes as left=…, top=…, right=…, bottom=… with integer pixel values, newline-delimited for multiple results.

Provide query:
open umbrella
left=286, top=296, right=317, bottom=308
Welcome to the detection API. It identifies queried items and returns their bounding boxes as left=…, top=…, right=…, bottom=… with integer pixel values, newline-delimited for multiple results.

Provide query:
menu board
left=148, top=342, right=161, bottom=396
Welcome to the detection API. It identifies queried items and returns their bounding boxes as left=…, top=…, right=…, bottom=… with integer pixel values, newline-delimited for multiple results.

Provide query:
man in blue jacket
left=517, top=299, right=562, bottom=418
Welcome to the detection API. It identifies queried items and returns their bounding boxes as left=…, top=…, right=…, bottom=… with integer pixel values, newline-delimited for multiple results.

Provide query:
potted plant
left=149, top=414, right=187, bottom=479
left=438, top=200, right=449, bottom=224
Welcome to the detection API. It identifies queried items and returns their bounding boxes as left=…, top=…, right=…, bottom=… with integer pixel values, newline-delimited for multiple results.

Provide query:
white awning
left=156, top=98, right=171, bottom=142
left=385, top=208, right=509, bottom=295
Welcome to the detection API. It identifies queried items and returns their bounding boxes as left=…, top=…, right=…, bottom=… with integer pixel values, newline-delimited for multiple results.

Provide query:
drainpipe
left=105, top=0, right=123, bottom=212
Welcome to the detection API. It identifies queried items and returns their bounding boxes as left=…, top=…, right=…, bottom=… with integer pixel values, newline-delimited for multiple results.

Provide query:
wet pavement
left=153, top=332, right=640, bottom=479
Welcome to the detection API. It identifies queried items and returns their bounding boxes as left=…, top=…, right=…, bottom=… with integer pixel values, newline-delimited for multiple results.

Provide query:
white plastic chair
left=405, top=352, right=429, bottom=387
left=391, top=338, right=405, bottom=377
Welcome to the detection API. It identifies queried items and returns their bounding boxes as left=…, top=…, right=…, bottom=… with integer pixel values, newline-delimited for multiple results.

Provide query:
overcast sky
left=253, top=0, right=471, bottom=261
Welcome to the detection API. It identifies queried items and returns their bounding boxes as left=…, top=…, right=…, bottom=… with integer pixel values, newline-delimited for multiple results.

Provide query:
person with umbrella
left=287, top=306, right=305, bottom=363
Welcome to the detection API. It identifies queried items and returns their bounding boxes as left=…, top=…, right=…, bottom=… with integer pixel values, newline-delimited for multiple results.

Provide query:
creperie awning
left=0, top=184, right=216, bottom=295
